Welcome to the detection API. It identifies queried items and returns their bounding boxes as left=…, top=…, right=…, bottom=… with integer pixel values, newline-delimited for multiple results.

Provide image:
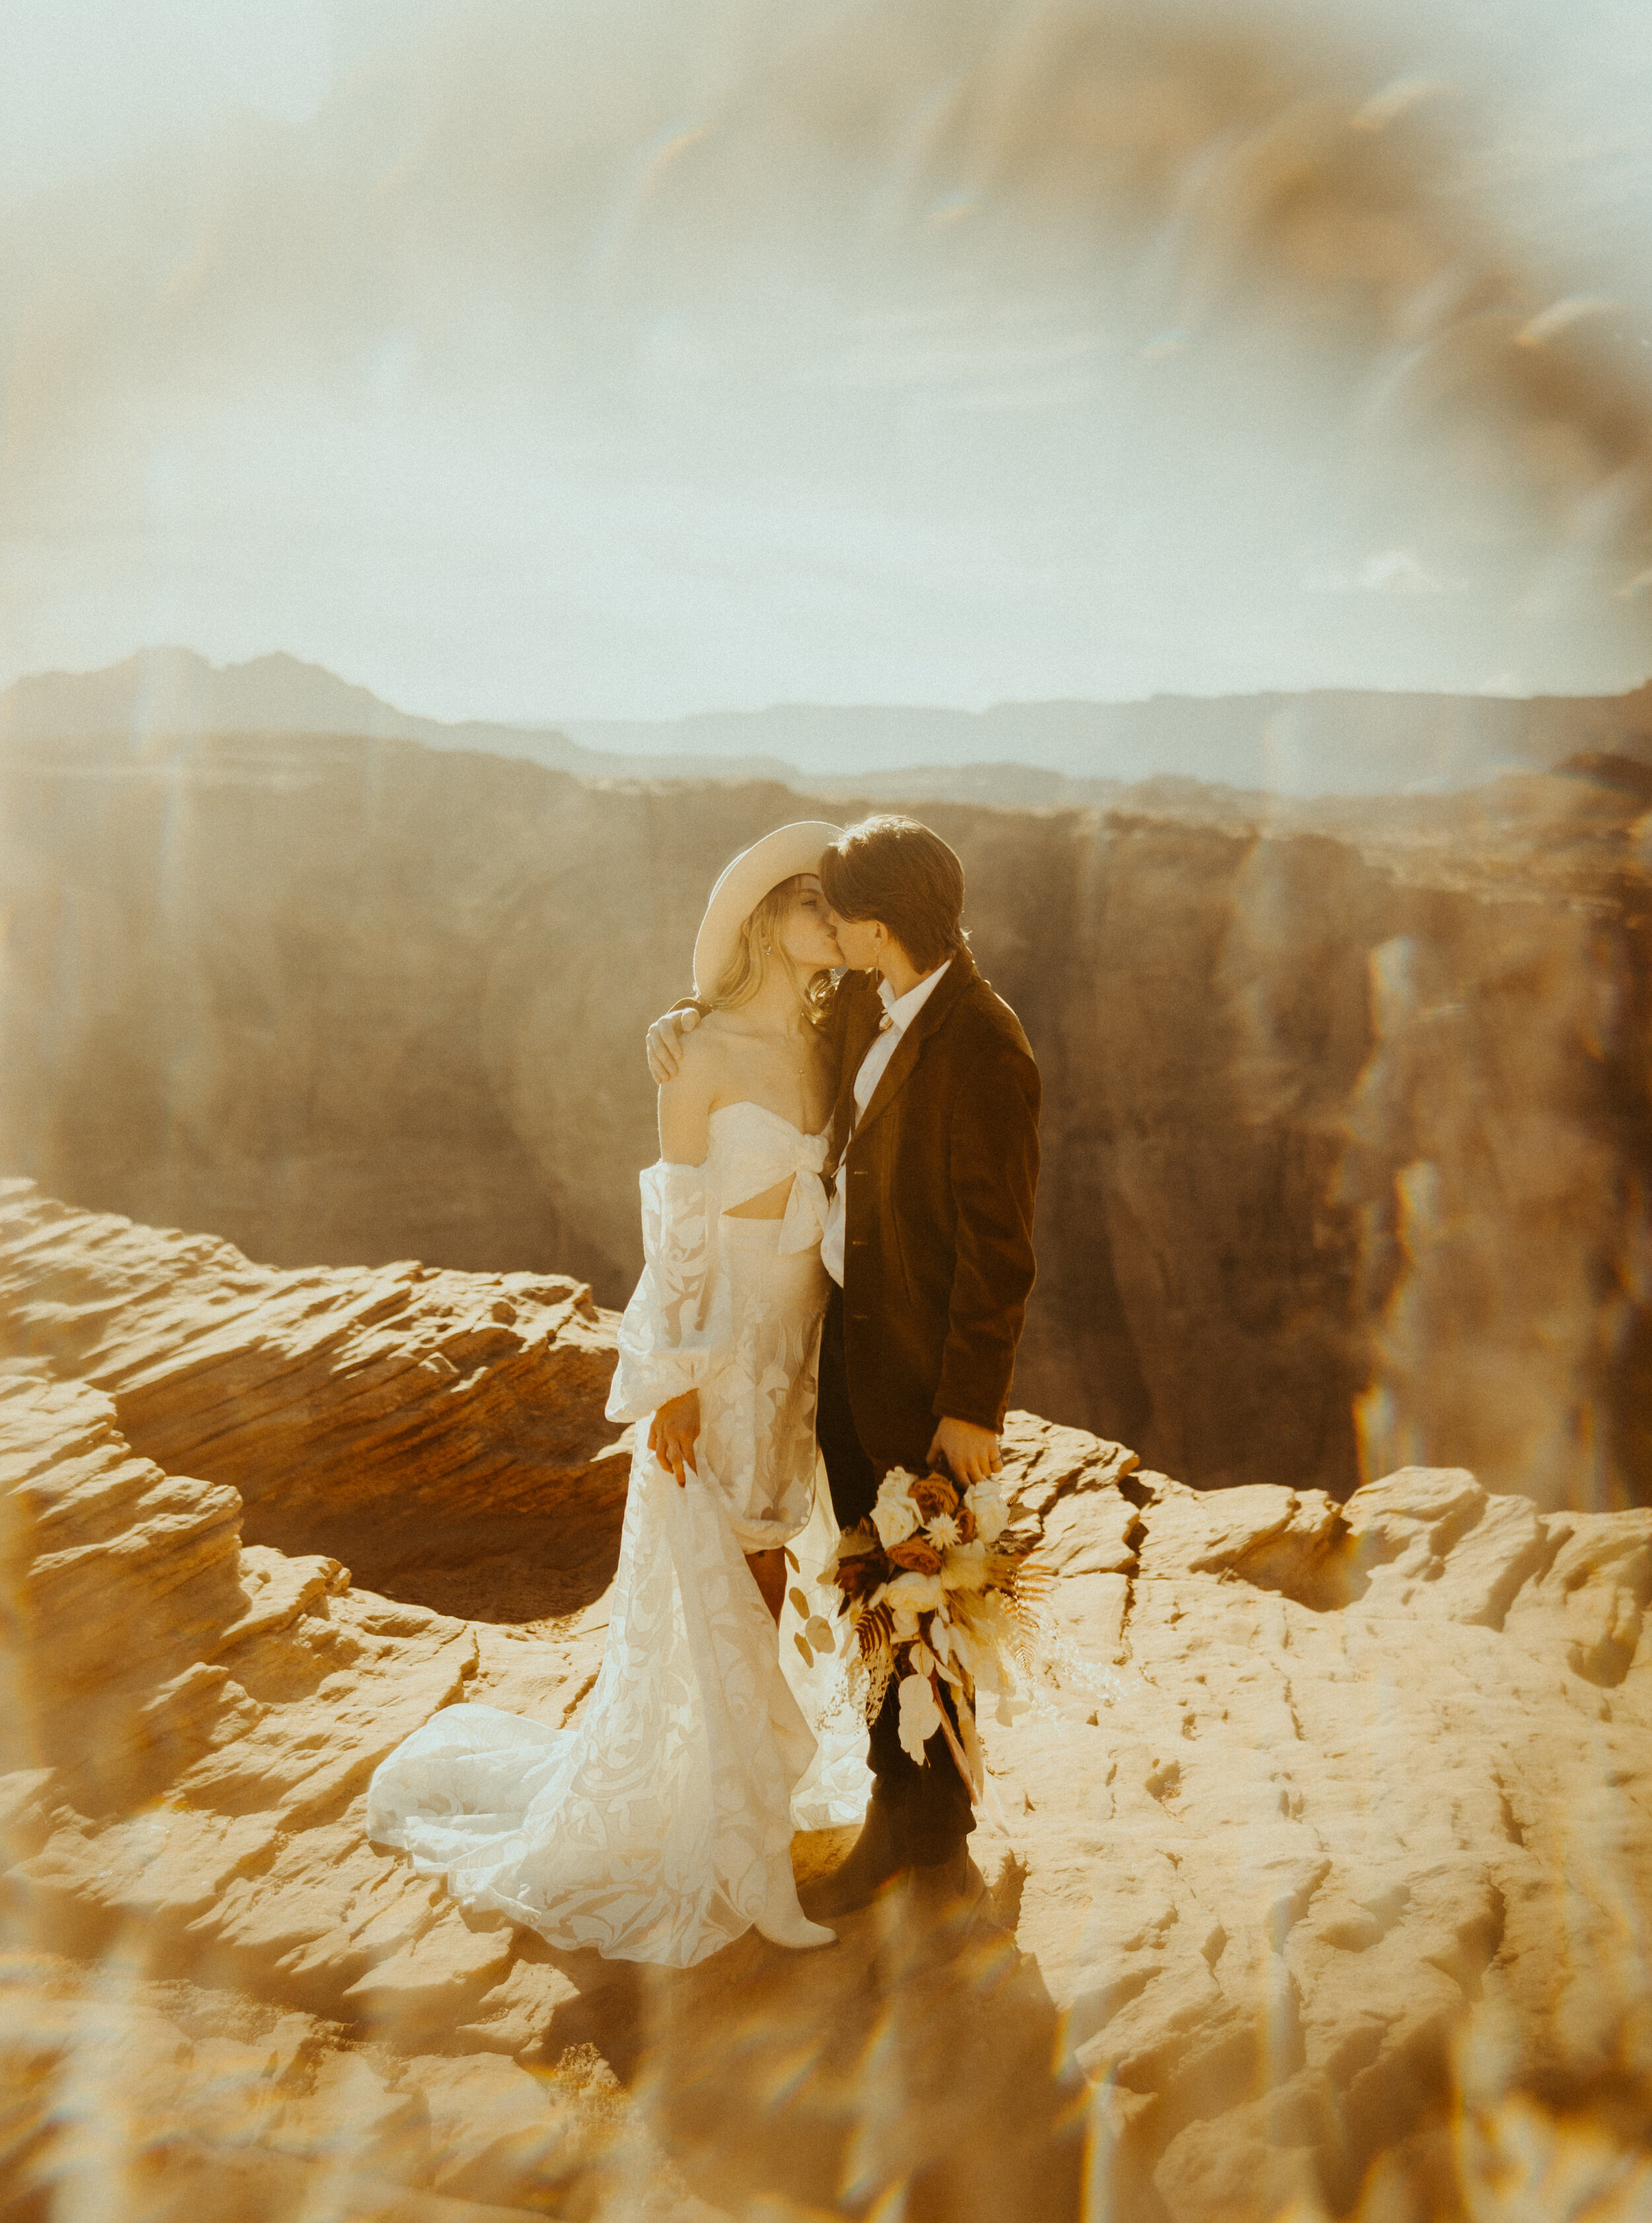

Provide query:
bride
left=366, top=822, right=854, bottom=1965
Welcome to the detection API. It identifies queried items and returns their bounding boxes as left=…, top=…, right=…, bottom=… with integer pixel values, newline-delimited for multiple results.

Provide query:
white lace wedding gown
left=365, top=1102, right=870, bottom=1968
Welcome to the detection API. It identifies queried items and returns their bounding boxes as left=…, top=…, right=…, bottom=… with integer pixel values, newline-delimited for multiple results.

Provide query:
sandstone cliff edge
left=2, top=1178, right=1649, bottom=2222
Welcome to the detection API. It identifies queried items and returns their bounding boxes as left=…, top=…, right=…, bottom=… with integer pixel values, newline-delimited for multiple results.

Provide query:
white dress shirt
left=820, top=960, right=951, bottom=1287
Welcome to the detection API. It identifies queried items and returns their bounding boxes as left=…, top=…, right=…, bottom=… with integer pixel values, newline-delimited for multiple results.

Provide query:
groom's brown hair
left=821, top=816, right=967, bottom=973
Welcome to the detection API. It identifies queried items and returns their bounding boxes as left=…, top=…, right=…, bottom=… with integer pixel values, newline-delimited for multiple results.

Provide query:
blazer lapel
left=854, top=948, right=977, bottom=1141
left=831, top=974, right=883, bottom=1164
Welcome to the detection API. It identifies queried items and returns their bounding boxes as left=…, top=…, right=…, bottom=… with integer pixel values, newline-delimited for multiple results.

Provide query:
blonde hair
left=708, top=875, right=832, bottom=1023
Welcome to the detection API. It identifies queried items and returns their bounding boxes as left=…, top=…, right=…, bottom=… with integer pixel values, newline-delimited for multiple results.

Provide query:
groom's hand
left=927, top=1415, right=1002, bottom=1491
left=646, top=1007, right=701, bottom=1084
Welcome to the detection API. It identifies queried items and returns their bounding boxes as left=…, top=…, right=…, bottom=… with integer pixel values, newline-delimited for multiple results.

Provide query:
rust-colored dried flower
left=887, top=1538, right=943, bottom=1576
left=834, top=1554, right=889, bottom=1600
left=912, top=1475, right=959, bottom=1520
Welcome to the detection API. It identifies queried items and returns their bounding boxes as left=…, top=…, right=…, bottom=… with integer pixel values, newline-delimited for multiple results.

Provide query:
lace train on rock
left=367, top=1451, right=829, bottom=1965
left=366, top=1105, right=871, bottom=1968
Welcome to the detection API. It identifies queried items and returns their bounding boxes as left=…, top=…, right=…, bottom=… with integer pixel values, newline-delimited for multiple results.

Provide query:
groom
left=651, top=815, right=1041, bottom=1924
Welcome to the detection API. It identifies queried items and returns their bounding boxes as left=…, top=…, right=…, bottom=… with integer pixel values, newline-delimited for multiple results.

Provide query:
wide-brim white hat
left=692, top=820, right=845, bottom=999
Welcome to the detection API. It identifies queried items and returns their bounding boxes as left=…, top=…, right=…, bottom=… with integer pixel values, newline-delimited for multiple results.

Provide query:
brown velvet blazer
left=824, top=946, right=1041, bottom=1469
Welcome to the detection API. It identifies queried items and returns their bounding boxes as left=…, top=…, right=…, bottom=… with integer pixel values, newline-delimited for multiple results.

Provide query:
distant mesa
left=5, top=644, right=1652, bottom=800
left=0, top=645, right=791, bottom=787
left=566, top=687, right=1652, bottom=796
left=1556, top=749, right=1652, bottom=798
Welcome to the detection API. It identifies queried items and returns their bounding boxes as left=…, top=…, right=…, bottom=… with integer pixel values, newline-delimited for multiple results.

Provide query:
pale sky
left=3, top=0, right=1652, bottom=724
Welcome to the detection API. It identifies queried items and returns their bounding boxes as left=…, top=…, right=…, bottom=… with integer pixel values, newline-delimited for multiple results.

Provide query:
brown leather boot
left=905, top=1846, right=975, bottom=1920
left=806, top=1799, right=907, bottom=1916
left=872, top=1850, right=1006, bottom=1985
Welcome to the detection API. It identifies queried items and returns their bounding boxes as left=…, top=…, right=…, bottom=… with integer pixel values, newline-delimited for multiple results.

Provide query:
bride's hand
left=649, top=1390, right=702, bottom=1487
left=646, top=1008, right=700, bottom=1084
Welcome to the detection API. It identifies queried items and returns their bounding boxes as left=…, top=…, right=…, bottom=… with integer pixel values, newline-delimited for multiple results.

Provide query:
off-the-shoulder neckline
left=708, top=1099, right=830, bottom=1142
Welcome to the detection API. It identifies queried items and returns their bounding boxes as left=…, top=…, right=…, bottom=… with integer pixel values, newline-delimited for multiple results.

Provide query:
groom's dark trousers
left=815, top=946, right=1041, bottom=1869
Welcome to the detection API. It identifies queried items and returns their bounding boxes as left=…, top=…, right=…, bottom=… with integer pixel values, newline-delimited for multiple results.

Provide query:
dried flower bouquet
left=806, top=1465, right=1051, bottom=1795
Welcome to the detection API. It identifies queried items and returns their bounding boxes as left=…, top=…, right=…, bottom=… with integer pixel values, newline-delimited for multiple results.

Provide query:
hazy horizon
left=9, top=637, right=1647, bottom=792
left=20, top=636, right=1652, bottom=726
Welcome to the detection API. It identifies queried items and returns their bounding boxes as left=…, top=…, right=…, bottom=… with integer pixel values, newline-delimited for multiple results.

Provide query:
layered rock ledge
left=2, top=1179, right=1649, bottom=2222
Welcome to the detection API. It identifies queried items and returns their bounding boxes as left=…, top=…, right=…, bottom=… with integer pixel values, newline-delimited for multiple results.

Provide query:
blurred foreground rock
left=3, top=1182, right=1650, bottom=2222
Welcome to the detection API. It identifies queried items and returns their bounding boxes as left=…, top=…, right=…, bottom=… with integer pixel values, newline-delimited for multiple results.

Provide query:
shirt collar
left=877, top=957, right=951, bottom=1034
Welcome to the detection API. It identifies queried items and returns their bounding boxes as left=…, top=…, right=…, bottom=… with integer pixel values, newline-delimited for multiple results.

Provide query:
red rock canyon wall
left=1, top=732, right=1647, bottom=1509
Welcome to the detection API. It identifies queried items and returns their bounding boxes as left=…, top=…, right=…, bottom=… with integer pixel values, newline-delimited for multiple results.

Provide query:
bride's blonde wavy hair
left=708, top=874, right=834, bottom=1025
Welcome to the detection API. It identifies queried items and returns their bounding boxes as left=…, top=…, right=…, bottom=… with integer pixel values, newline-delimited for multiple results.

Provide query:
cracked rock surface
left=3, top=1184, right=1650, bottom=2221
left=999, top=1420, right=1652, bottom=2217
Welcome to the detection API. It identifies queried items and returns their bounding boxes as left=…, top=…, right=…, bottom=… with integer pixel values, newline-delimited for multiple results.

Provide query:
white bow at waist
left=779, top=1166, right=831, bottom=1254
left=717, top=1149, right=830, bottom=1254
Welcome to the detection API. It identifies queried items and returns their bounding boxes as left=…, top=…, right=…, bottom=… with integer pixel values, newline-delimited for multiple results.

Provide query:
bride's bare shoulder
left=657, top=1016, right=726, bottom=1158
left=667, top=1009, right=736, bottom=1086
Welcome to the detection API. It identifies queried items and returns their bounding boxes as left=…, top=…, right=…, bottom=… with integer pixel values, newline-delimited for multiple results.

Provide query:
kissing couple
left=368, top=815, right=1041, bottom=1969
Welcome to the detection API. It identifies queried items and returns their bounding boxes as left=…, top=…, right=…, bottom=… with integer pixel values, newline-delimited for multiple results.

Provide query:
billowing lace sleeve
left=605, top=1160, right=732, bottom=1423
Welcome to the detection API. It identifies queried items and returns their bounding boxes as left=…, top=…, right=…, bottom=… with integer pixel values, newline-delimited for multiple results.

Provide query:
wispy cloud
left=1304, top=549, right=1470, bottom=595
